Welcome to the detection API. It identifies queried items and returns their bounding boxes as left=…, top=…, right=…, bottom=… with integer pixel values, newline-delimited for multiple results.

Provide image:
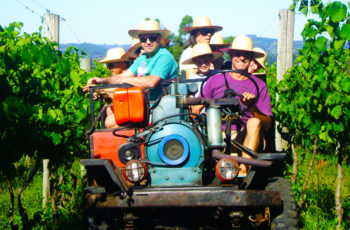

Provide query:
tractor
left=81, top=70, right=298, bottom=229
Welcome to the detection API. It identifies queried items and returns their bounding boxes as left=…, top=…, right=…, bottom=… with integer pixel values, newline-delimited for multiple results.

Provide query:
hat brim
left=210, top=43, right=231, bottom=48
left=183, top=25, right=222, bottom=34
left=98, top=57, right=126, bottom=64
left=121, top=43, right=142, bottom=61
left=256, top=61, right=266, bottom=70
left=220, top=48, right=265, bottom=59
left=182, top=51, right=223, bottom=65
left=128, top=29, right=171, bottom=39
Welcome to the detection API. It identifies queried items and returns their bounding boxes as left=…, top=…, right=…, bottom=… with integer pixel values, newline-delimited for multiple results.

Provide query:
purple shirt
left=200, top=72, right=272, bottom=130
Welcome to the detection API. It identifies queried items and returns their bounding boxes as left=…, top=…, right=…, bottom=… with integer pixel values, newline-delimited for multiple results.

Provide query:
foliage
left=274, top=1, right=350, bottom=229
left=92, top=59, right=111, bottom=77
left=168, top=15, right=193, bottom=64
left=276, top=0, right=350, bottom=149
left=0, top=22, right=91, bottom=228
left=0, top=22, right=90, bottom=170
left=265, top=62, right=277, bottom=107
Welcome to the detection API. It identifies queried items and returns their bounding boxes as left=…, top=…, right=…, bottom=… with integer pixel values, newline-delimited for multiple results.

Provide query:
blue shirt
left=129, top=47, right=178, bottom=101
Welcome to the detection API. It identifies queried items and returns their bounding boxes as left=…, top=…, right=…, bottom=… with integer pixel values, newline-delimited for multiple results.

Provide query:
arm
left=83, top=69, right=135, bottom=92
left=185, top=68, right=198, bottom=79
left=102, top=69, right=135, bottom=84
left=117, top=74, right=162, bottom=88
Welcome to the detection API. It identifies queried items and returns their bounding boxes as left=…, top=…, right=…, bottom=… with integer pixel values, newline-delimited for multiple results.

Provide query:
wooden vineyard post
left=276, top=9, right=294, bottom=152
left=80, top=57, right=92, bottom=72
left=43, top=13, right=60, bottom=208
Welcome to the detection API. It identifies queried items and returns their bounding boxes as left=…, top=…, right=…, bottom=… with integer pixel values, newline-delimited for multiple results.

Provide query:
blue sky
left=1, top=0, right=346, bottom=45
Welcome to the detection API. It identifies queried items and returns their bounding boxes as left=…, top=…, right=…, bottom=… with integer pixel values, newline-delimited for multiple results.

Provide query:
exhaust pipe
left=211, top=149, right=272, bottom=167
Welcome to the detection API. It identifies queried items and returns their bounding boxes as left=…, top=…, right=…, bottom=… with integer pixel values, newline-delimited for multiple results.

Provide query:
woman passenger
left=182, top=43, right=223, bottom=97
left=179, top=16, right=222, bottom=79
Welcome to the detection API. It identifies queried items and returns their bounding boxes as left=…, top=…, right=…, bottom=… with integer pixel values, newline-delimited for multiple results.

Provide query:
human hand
left=240, top=92, right=256, bottom=107
left=83, top=77, right=104, bottom=93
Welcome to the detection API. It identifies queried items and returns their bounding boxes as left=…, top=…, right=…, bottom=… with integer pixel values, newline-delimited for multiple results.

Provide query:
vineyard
left=0, top=0, right=349, bottom=229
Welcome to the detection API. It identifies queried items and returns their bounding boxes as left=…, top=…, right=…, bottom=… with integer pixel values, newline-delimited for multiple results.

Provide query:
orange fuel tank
left=112, top=87, right=147, bottom=126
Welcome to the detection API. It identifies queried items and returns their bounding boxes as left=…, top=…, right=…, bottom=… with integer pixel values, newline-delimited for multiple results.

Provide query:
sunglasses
left=107, top=62, right=124, bottom=69
left=107, top=63, right=117, bottom=69
left=139, top=35, right=159, bottom=43
left=231, top=51, right=253, bottom=59
left=198, top=28, right=215, bottom=36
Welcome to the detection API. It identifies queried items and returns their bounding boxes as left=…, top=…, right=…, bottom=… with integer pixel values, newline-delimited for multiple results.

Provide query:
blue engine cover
left=145, top=121, right=204, bottom=187
left=151, top=95, right=183, bottom=123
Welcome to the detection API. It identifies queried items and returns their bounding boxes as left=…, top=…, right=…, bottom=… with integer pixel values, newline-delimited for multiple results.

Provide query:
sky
left=0, top=0, right=346, bottom=45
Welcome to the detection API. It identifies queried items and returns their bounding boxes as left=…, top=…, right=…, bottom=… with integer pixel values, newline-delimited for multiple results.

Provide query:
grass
left=0, top=172, right=43, bottom=229
left=289, top=147, right=350, bottom=230
left=0, top=159, right=84, bottom=229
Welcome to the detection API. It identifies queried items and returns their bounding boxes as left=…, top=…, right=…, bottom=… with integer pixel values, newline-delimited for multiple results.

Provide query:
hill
left=59, top=43, right=131, bottom=62
left=60, top=35, right=304, bottom=65
left=248, top=34, right=304, bottom=65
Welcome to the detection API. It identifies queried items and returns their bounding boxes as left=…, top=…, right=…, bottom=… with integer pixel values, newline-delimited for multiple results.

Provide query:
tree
left=168, top=15, right=193, bottom=64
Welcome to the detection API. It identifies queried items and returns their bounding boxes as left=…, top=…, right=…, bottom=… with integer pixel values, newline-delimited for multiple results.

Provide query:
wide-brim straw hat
left=183, top=16, right=222, bottom=34
left=99, top=47, right=126, bottom=64
left=122, top=38, right=142, bottom=61
left=253, top=47, right=267, bottom=70
left=210, top=33, right=231, bottom=48
left=182, top=43, right=223, bottom=65
left=221, top=35, right=264, bottom=58
left=128, top=20, right=171, bottom=39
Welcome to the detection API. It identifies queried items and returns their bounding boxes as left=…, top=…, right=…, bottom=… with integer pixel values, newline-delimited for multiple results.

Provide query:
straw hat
left=99, top=47, right=126, bottom=64
left=128, top=20, right=171, bottom=39
left=182, top=43, right=223, bottom=65
left=183, top=16, right=222, bottom=34
left=221, top=35, right=264, bottom=58
left=122, top=38, right=142, bottom=61
left=253, top=47, right=267, bottom=70
left=210, top=33, right=231, bottom=48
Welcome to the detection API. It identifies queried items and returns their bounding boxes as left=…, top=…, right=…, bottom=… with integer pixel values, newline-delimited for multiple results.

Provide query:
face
left=195, top=28, right=215, bottom=44
left=248, top=59, right=261, bottom=73
left=230, top=51, right=253, bottom=72
left=139, top=33, right=161, bottom=56
left=107, top=61, right=128, bottom=75
left=193, top=55, right=212, bottom=75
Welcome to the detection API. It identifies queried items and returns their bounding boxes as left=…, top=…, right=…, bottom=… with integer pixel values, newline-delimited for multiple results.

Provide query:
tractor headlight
left=215, top=158, right=239, bottom=181
left=158, top=134, right=189, bottom=166
left=123, top=160, right=147, bottom=183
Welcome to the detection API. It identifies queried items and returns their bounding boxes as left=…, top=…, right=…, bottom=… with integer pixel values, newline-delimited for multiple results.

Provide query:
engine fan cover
left=144, top=121, right=205, bottom=186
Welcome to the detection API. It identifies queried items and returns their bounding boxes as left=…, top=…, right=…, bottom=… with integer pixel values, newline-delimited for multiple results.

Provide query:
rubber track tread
left=265, top=177, right=298, bottom=230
